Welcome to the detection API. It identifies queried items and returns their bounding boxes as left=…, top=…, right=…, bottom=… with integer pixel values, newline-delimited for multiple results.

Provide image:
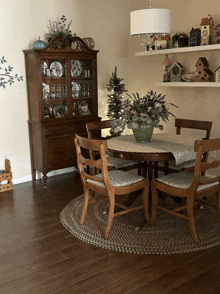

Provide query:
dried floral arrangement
left=122, top=91, right=178, bottom=130
left=46, top=15, right=75, bottom=43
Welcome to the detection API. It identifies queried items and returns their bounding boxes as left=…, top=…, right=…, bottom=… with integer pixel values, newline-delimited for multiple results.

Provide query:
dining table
left=107, top=133, right=201, bottom=182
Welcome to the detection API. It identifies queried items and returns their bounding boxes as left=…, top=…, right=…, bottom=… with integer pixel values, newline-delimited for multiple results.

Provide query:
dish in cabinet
left=72, top=81, right=80, bottom=97
left=41, top=61, right=48, bottom=76
left=42, top=83, right=50, bottom=99
left=78, top=100, right=91, bottom=115
left=53, top=104, right=68, bottom=118
left=49, top=61, right=64, bottom=78
left=71, top=60, right=82, bottom=77
left=44, top=102, right=52, bottom=118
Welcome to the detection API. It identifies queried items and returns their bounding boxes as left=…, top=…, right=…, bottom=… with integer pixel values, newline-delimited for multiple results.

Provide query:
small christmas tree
left=106, top=67, right=127, bottom=134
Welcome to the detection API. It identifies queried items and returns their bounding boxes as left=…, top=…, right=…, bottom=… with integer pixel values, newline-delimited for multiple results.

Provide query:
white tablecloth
left=107, top=134, right=201, bottom=165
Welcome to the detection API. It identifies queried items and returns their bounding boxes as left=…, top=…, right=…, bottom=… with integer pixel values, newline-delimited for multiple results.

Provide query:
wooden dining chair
left=86, top=119, right=141, bottom=174
left=151, top=138, right=220, bottom=244
left=74, top=134, right=149, bottom=239
left=158, top=118, right=213, bottom=174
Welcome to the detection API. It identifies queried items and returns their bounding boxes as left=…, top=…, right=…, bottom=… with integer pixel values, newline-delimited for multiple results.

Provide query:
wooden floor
left=1, top=171, right=220, bottom=294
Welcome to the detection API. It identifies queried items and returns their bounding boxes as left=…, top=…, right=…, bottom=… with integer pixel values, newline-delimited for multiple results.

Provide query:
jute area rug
left=60, top=194, right=220, bottom=254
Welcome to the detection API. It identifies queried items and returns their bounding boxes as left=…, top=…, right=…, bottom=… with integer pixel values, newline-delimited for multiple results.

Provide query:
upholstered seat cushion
left=87, top=169, right=145, bottom=188
left=159, top=159, right=196, bottom=171
left=156, top=171, right=218, bottom=191
left=105, top=155, right=138, bottom=169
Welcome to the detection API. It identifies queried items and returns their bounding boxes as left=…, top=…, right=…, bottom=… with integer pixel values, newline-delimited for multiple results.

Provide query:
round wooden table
left=107, top=133, right=198, bottom=181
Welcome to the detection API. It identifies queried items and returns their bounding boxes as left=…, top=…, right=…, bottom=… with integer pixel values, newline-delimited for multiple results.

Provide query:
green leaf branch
left=0, top=56, right=23, bottom=88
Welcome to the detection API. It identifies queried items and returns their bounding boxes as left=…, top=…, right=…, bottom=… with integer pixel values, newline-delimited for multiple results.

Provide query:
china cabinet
left=24, top=36, right=101, bottom=185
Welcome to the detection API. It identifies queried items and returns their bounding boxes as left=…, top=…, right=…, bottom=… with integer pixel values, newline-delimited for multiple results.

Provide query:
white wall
left=1, top=0, right=220, bottom=185
left=0, top=0, right=131, bottom=184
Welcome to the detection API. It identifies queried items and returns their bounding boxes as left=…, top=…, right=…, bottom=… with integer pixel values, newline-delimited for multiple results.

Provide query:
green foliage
left=122, top=90, right=178, bottom=130
left=0, top=57, right=23, bottom=88
left=106, top=66, right=127, bottom=122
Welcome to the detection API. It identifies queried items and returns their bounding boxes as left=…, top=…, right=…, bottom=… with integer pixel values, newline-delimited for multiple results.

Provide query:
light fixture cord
left=149, top=0, right=153, bottom=9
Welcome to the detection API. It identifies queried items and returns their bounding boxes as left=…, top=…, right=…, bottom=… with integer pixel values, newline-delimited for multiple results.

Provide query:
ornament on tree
left=106, top=66, right=127, bottom=134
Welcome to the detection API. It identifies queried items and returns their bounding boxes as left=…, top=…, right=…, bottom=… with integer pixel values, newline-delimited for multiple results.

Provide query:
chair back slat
left=86, top=119, right=120, bottom=139
left=193, top=138, right=220, bottom=187
left=75, top=134, right=110, bottom=186
left=175, top=118, right=212, bottom=139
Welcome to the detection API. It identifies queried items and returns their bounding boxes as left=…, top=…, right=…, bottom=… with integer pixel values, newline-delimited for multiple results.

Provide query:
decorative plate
left=83, top=37, right=95, bottom=49
left=44, top=102, right=52, bottom=118
left=72, top=82, right=80, bottom=98
left=71, top=60, right=82, bottom=77
left=78, top=100, right=91, bottom=115
left=41, top=61, right=48, bottom=76
left=49, top=61, right=64, bottom=78
left=53, top=104, right=68, bottom=118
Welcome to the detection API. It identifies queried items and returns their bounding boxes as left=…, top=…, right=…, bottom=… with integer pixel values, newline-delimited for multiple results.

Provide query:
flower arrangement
left=122, top=91, right=178, bottom=130
left=46, top=15, right=75, bottom=43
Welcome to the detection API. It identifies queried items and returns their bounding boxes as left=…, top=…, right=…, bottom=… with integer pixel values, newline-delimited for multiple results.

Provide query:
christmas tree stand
left=0, top=159, right=13, bottom=192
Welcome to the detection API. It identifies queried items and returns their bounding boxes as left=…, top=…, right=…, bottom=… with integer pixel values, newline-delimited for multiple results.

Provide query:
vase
left=132, top=122, right=154, bottom=143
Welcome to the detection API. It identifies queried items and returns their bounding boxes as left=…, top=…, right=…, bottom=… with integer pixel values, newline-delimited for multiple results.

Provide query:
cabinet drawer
left=43, top=123, right=86, bottom=136
left=44, top=135, right=76, bottom=169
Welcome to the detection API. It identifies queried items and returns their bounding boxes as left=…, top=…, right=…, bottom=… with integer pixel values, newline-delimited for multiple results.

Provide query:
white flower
left=131, top=122, right=139, bottom=129
left=146, top=118, right=152, bottom=124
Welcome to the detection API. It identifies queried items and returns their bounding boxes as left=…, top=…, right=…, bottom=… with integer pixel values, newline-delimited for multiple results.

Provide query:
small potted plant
left=121, top=91, right=178, bottom=142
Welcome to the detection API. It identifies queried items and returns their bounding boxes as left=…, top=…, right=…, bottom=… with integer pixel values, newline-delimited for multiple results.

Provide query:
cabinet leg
left=43, top=174, right=48, bottom=188
left=32, top=168, right=36, bottom=181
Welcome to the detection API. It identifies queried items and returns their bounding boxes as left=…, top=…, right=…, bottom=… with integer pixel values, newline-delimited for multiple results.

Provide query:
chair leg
left=142, top=185, right=150, bottom=224
left=217, top=191, right=220, bottom=223
left=104, top=195, right=115, bottom=239
left=186, top=196, right=198, bottom=244
left=151, top=182, right=159, bottom=226
left=80, top=188, right=90, bottom=225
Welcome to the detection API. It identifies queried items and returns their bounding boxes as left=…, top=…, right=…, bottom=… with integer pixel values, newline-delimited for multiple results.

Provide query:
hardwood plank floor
left=0, top=171, right=220, bottom=294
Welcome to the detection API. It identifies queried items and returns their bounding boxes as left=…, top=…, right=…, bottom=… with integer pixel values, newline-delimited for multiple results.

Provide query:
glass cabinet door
left=70, top=59, right=94, bottom=117
left=41, top=59, right=68, bottom=119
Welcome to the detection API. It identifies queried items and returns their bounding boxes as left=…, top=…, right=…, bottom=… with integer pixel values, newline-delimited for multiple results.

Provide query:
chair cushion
left=159, top=159, right=195, bottom=171
left=87, top=170, right=145, bottom=188
left=156, top=171, right=218, bottom=191
left=105, top=155, right=138, bottom=169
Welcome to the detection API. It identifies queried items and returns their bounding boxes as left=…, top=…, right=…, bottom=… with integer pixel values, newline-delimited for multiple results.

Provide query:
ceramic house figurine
left=200, top=14, right=214, bottom=45
left=172, top=33, right=189, bottom=48
left=196, top=57, right=214, bottom=82
left=215, top=66, right=220, bottom=82
left=153, top=35, right=170, bottom=50
left=215, top=24, right=220, bottom=44
left=189, top=28, right=201, bottom=46
left=162, top=55, right=172, bottom=82
left=170, top=62, right=184, bottom=82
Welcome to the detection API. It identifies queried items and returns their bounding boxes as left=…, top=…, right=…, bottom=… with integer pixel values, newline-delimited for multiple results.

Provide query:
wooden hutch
left=23, top=36, right=101, bottom=185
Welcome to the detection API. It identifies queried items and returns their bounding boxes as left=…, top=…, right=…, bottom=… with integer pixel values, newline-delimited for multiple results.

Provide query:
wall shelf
left=135, top=44, right=220, bottom=56
left=156, top=82, right=220, bottom=87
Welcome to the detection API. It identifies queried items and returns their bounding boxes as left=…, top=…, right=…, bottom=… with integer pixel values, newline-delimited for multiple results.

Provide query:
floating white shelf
left=135, top=44, right=220, bottom=56
left=156, top=82, right=220, bottom=87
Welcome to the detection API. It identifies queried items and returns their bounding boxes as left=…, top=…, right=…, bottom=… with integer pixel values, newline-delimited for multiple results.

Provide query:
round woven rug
left=60, top=194, right=220, bottom=254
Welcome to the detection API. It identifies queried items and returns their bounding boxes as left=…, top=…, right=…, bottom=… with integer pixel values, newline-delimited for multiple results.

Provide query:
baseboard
left=12, top=167, right=78, bottom=185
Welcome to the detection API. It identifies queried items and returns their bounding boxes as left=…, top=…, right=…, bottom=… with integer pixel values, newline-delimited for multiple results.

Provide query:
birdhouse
left=162, top=55, right=172, bottom=82
left=170, top=62, right=184, bottom=82
left=153, top=35, right=170, bottom=50
left=189, top=28, right=201, bottom=46
left=196, top=57, right=213, bottom=82
left=215, top=66, right=220, bottom=82
left=172, top=33, right=189, bottom=48
left=200, top=14, right=214, bottom=45
left=215, top=24, right=220, bottom=44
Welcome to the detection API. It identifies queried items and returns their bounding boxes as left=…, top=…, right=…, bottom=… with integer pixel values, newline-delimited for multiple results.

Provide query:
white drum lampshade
left=130, top=9, right=171, bottom=36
